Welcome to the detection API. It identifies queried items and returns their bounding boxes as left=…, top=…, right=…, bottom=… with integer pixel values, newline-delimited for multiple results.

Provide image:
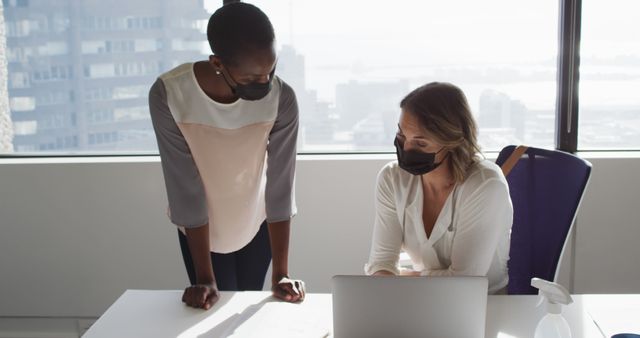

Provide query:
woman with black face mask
left=364, top=82, right=513, bottom=294
left=149, top=2, right=304, bottom=310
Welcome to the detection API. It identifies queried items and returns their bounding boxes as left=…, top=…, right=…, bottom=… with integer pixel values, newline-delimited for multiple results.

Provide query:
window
left=87, top=110, right=113, bottom=124
left=9, top=96, right=35, bottom=111
left=114, top=106, right=148, bottom=122
left=0, top=1, right=632, bottom=155
left=36, top=91, right=71, bottom=106
left=85, top=88, right=113, bottom=101
left=5, top=19, right=38, bottom=37
left=578, top=0, right=640, bottom=150
left=134, top=39, right=160, bottom=52
left=171, top=39, right=206, bottom=52
left=38, top=42, right=68, bottom=56
left=31, top=66, right=73, bottom=82
left=3, top=0, right=29, bottom=8
left=9, top=72, right=30, bottom=88
left=13, top=120, right=37, bottom=135
left=7, top=46, right=33, bottom=62
left=82, top=41, right=107, bottom=54
left=113, top=85, right=148, bottom=99
left=83, top=16, right=163, bottom=31
left=88, top=131, right=119, bottom=145
left=39, top=113, right=65, bottom=130
left=225, top=0, right=560, bottom=152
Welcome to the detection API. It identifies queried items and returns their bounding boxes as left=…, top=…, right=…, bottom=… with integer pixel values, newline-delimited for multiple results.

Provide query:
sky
left=202, top=1, right=639, bottom=111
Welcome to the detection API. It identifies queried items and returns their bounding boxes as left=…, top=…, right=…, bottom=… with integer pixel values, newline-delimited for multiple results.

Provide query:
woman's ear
left=209, top=55, right=224, bottom=73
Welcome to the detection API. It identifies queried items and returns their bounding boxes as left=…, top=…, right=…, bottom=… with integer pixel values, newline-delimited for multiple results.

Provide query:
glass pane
left=1, top=0, right=209, bottom=154
left=578, top=0, right=640, bottom=150
left=0, top=1, right=559, bottom=155
left=244, top=0, right=559, bottom=152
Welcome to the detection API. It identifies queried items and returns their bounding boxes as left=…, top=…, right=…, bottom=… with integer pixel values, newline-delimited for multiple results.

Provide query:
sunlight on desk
left=584, top=295, right=640, bottom=337
left=485, top=295, right=603, bottom=338
left=177, top=298, right=330, bottom=337
left=84, top=290, right=607, bottom=338
left=83, top=290, right=332, bottom=338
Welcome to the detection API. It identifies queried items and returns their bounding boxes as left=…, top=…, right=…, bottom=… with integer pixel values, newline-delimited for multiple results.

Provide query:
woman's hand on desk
left=272, top=276, right=306, bottom=303
left=399, top=269, right=421, bottom=276
left=182, top=283, right=220, bottom=310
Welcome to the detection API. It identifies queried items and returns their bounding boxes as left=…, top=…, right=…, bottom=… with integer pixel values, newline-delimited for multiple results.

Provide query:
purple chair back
left=496, top=146, right=592, bottom=294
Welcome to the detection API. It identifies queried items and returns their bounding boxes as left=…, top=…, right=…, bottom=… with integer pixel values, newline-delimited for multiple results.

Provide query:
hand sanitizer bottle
left=531, top=278, right=573, bottom=338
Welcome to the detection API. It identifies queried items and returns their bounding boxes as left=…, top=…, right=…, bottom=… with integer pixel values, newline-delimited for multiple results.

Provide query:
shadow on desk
left=83, top=291, right=332, bottom=338
left=189, top=298, right=271, bottom=338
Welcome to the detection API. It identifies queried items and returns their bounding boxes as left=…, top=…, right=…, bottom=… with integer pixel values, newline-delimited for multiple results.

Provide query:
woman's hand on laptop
left=399, top=268, right=421, bottom=276
left=372, top=269, right=421, bottom=276
left=272, top=276, right=306, bottom=303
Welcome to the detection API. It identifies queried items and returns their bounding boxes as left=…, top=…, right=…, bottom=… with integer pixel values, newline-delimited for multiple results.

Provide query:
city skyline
left=1, top=0, right=638, bottom=153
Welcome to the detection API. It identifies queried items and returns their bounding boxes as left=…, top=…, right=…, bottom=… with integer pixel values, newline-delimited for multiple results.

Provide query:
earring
left=215, top=70, right=221, bottom=75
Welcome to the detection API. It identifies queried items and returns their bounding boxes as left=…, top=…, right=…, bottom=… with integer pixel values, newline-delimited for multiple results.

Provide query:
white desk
left=83, top=290, right=637, bottom=338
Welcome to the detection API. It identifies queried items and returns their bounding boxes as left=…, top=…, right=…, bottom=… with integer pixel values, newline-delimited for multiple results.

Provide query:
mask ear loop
left=218, top=68, right=238, bottom=94
left=433, top=148, right=450, bottom=168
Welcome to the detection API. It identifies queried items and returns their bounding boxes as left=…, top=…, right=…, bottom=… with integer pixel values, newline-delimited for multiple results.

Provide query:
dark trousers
left=178, top=221, right=272, bottom=291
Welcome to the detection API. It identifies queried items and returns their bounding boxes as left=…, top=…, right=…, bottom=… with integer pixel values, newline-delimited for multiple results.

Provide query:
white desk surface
left=83, top=290, right=639, bottom=338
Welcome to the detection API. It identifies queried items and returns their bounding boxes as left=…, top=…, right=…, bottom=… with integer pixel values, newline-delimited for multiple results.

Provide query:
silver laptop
left=331, top=275, right=488, bottom=338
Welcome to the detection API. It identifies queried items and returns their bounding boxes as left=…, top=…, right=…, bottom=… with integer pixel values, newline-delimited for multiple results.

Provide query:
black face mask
left=394, top=137, right=447, bottom=176
left=221, top=67, right=276, bottom=101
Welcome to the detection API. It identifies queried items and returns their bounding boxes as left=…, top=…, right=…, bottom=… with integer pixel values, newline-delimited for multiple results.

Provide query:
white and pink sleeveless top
left=149, top=63, right=298, bottom=253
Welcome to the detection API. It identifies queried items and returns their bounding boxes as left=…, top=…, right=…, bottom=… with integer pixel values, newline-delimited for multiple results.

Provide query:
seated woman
left=364, top=82, right=513, bottom=294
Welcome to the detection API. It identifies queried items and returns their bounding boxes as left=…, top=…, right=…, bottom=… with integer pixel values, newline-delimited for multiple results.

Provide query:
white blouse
left=365, top=159, right=513, bottom=294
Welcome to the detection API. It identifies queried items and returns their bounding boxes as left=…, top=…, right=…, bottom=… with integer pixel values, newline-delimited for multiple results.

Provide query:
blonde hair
left=400, top=82, right=482, bottom=183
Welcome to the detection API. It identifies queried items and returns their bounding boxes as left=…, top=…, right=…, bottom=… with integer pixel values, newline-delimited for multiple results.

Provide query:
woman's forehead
left=399, top=110, right=428, bottom=135
left=230, top=48, right=276, bottom=74
left=400, top=112, right=445, bottom=146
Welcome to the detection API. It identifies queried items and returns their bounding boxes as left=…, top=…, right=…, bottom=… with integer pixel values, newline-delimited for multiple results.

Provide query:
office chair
left=496, top=145, right=592, bottom=294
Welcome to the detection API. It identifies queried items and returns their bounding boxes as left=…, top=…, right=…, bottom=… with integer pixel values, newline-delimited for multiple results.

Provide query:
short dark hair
left=207, top=2, right=275, bottom=64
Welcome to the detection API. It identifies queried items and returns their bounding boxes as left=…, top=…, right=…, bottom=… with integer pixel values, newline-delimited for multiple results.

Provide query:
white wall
left=572, top=156, right=640, bottom=293
left=0, top=154, right=639, bottom=319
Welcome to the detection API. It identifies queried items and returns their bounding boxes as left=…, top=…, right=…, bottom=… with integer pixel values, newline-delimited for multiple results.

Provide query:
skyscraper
left=479, top=89, right=527, bottom=141
left=277, top=44, right=336, bottom=148
left=3, top=0, right=208, bottom=152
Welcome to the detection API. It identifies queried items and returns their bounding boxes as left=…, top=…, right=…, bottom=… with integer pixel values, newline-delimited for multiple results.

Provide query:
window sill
left=1, top=150, right=640, bottom=165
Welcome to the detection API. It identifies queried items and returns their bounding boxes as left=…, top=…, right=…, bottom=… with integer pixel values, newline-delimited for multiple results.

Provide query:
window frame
left=556, top=0, right=581, bottom=153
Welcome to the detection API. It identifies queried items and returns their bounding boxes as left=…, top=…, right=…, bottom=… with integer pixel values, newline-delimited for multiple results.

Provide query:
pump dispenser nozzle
left=531, top=277, right=573, bottom=314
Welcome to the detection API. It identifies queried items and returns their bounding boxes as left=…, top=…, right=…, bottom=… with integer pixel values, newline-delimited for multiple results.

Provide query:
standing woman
left=365, top=82, right=513, bottom=294
left=149, top=2, right=304, bottom=309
